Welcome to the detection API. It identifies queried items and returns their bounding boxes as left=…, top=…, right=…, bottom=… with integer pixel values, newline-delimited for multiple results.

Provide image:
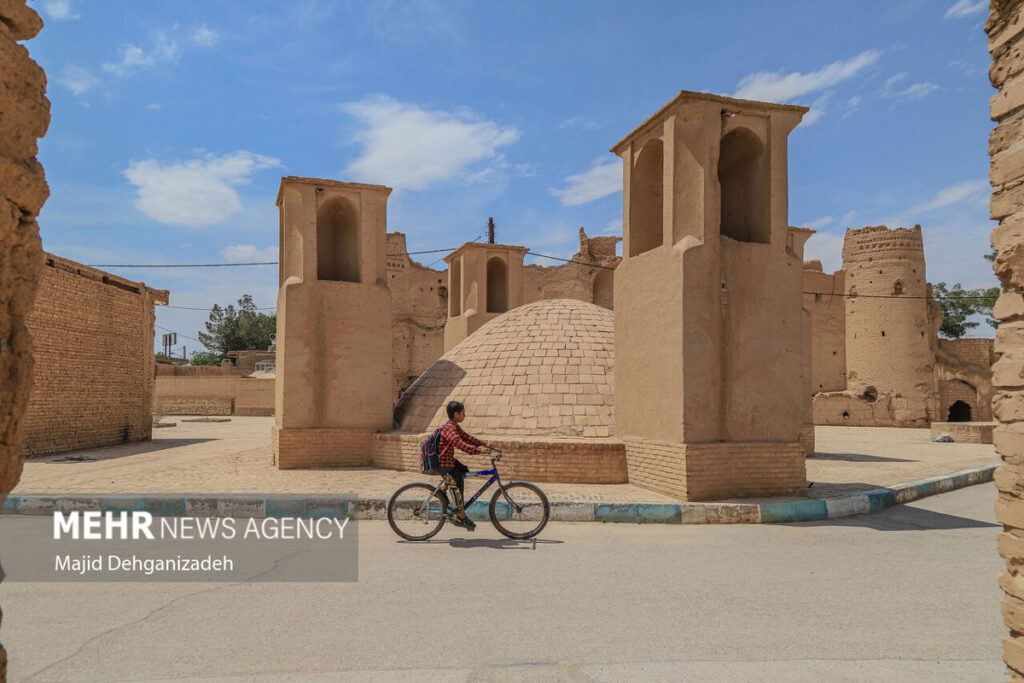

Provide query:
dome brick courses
left=394, top=299, right=614, bottom=438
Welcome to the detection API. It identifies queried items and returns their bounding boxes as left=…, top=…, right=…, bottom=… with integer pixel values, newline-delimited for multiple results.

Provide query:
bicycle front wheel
left=490, top=481, right=550, bottom=539
left=387, top=483, right=448, bottom=541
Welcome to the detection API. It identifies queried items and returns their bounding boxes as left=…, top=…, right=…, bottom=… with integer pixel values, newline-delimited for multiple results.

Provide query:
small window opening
left=861, top=386, right=878, bottom=403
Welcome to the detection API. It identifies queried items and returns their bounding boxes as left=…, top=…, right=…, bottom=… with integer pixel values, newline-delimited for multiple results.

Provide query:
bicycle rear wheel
left=489, top=481, right=550, bottom=539
left=387, top=483, right=448, bottom=541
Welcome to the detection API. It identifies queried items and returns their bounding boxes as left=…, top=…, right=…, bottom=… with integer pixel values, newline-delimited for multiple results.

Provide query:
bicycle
left=387, top=448, right=550, bottom=541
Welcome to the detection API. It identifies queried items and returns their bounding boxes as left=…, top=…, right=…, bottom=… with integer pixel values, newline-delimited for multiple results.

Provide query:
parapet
left=842, top=225, right=925, bottom=264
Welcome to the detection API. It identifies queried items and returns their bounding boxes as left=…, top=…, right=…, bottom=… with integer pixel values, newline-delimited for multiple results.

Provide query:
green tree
left=933, top=282, right=999, bottom=338
left=196, top=294, right=276, bottom=360
left=189, top=350, right=221, bottom=366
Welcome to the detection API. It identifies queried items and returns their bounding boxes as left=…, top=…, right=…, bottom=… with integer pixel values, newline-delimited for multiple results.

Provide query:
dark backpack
left=420, top=427, right=443, bottom=474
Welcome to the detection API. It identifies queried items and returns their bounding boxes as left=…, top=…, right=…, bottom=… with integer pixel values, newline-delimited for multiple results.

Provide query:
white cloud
left=905, top=179, right=989, bottom=216
left=341, top=95, right=520, bottom=191
left=803, top=230, right=845, bottom=273
left=840, top=210, right=858, bottom=226
left=192, top=25, right=219, bottom=47
left=802, top=215, right=834, bottom=230
left=800, top=91, right=832, bottom=126
left=559, top=116, right=600, bottom=130
left=734, top=49, right=882, bottom=102
left=880, top=73, right=939, bottom=101
left=124, top=151, right=283, bottom=228
left=945, top=0, right=987, bottom=19
left=147, top=103, right=161, bottom=111
left=600, top=219, right=621, bottom=235
left=56, top=65, right=100, bottom=95
left=103, top=34, right=181, bottom=77
left=42, top=0, right=79, bottom=20
left=550, top=158, right=621, bottom=207
left=219, top=245, right=279, bottom=262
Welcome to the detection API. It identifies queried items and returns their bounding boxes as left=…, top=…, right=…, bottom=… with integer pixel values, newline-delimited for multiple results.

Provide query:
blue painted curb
left=0, top=464, right=996, bottom=525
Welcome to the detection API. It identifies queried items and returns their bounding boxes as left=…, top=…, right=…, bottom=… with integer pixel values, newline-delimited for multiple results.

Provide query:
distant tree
left=196, top=294, right=276, bottom=360
left=189, top=350, right=221, bottom=366
left=934, top=282, right=1000, bottom=338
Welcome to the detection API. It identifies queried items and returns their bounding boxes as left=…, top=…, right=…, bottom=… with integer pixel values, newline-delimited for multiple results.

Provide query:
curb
left=0, top=464, right=996, bottom=525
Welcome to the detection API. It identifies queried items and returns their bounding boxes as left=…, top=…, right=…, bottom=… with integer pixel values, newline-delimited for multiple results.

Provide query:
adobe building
left=443, top=241, right=529, bottom=351
left=609, top=91, right=809, bottom=501
left=805, top=224, right=995, bottom=428
left=273, top=176, right=394, bottom=468
left=19, top=254, right=168, bottom=456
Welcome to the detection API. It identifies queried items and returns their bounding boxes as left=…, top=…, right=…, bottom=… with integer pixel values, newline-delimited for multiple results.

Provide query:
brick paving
left=11, top=417, right=998, bottom=504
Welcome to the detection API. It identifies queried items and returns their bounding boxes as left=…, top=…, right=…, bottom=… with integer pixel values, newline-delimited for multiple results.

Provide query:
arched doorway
left=948, top=400, right=972, bottom=422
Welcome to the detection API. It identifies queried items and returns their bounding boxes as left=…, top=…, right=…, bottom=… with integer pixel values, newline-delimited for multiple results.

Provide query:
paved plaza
left=11, top=417, right=999, bottom=506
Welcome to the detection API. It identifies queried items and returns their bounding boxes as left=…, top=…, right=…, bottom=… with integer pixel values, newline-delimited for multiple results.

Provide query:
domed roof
left=394, top=299, right=614, bottom=438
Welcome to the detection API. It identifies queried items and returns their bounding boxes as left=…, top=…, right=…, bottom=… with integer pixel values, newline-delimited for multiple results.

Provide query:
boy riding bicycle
left=437, top=400, right=489, bottom=532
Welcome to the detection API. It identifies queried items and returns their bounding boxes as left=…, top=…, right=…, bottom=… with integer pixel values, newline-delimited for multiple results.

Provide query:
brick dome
left=394, top=299, right=614, bottom=437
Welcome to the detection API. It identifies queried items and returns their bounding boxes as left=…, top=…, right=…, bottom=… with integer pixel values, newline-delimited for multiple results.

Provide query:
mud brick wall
left=0, top=1, right=50, bottom=677
left=273, top=426, right=376, bottom=468
left=371, top=433, right=628, bottom=484
left=234, top=378, right=274, bottom=416
left=989, top=1, right=1024, bottom=678
left=624, top=438, right=806, bottom=501
left=19, top=255, right=165, bottom=456
left=939, top=338, right=997, bottom=367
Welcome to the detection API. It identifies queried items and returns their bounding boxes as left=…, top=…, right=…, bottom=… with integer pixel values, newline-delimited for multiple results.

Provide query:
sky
left=26, top=0, right=998, bottom=353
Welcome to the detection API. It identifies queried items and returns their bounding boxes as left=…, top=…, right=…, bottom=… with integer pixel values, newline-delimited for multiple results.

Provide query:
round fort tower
left=841, top=225, right=939, bottom=425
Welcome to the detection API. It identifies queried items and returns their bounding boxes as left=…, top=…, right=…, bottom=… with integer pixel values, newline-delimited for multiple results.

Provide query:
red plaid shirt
left=438, top=420, right=484, bottom=468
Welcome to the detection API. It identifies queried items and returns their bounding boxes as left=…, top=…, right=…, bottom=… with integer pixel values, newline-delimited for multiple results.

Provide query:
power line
left=155, top=325, right=201, bottom=343
left=806, top=292, right=998, bottom=301
left=527, top=251, right=617, bottom=270
left=89, top=248, right=459, bottom=269
left=89, top=262, right=278, bottom=268
left=164, top=304, right=276, bottom=311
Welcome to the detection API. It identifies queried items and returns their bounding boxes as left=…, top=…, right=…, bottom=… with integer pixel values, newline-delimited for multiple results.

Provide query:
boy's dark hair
left=446, top=400, right=465, bottom=419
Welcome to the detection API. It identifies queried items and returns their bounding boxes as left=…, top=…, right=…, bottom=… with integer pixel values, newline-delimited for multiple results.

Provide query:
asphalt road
left=0, top=482, right=1007, bottom=681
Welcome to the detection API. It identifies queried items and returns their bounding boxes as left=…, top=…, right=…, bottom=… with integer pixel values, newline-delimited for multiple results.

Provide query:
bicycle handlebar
left=489, top=446, right=503, bottom=461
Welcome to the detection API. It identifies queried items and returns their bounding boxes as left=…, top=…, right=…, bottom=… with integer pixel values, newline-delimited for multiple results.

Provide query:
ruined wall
left=936, top=338, right=996, bottom=422
left=0, top=2, right=49, bottom=676
left=988, top=3, right=1024, bottom=678
left=802, top=264, right=847, bottom=393
left=522, top=229, right=621, bottom=310
left=386, top=232, right=448, bottom=399
left=20, top=255, right=167, bottom=456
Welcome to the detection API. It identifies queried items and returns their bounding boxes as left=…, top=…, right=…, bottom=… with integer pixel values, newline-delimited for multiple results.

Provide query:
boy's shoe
left=451, top=515, right=476, bottom=531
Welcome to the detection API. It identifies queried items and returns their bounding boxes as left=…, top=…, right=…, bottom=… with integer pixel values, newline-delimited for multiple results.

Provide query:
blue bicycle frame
left=430, top=449, right=518, bottom=513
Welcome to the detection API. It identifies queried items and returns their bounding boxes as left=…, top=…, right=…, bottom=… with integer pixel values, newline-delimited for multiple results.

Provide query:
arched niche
left=672, top=112, right=704, bottom=244
left=486, top=257, right=508, bottom=313
left=718, top=127, right=769, bottom=243
left=629, top=139, right=664, bottom=257
left=450, top=258, right=462, bottom=316
left=316, top=196, right=360, bottom=282
left=593, top=269, right=614, bottom=309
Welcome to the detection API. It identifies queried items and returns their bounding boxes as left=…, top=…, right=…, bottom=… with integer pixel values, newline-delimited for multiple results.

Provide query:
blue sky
left=28, top=0, right=996, bottom=351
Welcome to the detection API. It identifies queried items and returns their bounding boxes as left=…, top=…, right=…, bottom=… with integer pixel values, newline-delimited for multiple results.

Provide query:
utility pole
left=488, top=216, right=495, bottom=244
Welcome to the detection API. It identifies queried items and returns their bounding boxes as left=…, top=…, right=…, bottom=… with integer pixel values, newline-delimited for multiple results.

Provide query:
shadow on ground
left=401, top=537, right=565, bottom=549
left=810, top=452, right=917, bottom=464
left=36, top=439, right=216, bottom=463
left=788, top=505, right=999, bottom=531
